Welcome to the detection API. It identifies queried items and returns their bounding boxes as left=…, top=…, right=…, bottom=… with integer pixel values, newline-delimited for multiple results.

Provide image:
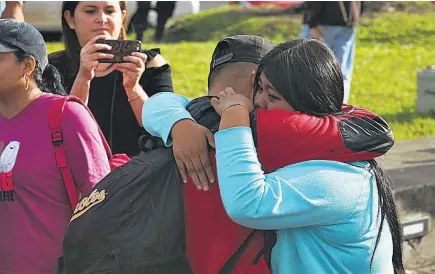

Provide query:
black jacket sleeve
left=139, top=48, right=174, bottom=97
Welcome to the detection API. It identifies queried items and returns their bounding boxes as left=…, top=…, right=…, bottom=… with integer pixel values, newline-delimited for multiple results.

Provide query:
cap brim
left=0, top=42, right=19, bottom=53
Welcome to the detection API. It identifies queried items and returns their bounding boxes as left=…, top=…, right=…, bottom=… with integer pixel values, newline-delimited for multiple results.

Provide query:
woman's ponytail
left=35, top=64, right=66, bottom=95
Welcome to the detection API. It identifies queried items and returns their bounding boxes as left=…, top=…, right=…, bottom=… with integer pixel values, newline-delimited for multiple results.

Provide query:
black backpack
left=61, top=139, right=192, bottom=274
left=58, top=97, right=226, bottom=274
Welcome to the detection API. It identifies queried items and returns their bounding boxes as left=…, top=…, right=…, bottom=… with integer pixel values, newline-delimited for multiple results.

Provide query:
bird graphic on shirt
left=0, top=141, right=20, bottom=173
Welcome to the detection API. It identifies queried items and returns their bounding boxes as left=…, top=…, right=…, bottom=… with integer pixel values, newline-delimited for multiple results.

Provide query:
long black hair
left=14, top=51, right=66, bottom=96
left=255, top=38, right=404, bottom=274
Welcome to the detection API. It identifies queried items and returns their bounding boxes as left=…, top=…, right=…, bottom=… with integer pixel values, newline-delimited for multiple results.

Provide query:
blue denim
left=301, top=24, right=357, bottom=104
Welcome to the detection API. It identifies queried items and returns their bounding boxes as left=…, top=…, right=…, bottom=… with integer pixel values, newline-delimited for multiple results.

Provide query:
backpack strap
left=48, top=97, right=79, bottom=210
left=218, top=230, right=258, bottom=274
left=48, top=96, right=115, bottom=210
left=218, top=229, right=277, bottom=274
left=253, top=230, right=277, bottom=267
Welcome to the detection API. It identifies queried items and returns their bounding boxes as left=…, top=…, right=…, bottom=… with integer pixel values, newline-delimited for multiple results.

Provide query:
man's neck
left=0, top=87, right=43, bottom=119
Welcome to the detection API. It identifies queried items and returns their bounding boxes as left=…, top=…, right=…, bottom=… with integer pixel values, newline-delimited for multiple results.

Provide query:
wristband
left=222, top=103, right=249, bottom=115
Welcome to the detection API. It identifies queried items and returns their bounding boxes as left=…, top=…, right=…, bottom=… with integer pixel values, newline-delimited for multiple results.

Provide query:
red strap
left=48, top=96, right=115, bottom=210
left=48, top=97, right=79, bottom=210
left=57, top=96, right=114, bottom=160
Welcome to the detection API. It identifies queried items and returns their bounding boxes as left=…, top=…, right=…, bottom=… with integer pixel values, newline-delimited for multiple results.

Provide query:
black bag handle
left=218, top=230, right=258, bottom=274
left=219, top=229, right=277, bottom=274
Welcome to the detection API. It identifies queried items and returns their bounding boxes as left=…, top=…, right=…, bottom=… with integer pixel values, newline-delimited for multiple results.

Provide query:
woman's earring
left=24, top=74, right=29, bottom=91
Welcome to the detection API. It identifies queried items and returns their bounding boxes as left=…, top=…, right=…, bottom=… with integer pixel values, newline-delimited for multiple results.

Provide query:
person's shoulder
left=274, top=160, right=371, bottom=204
left=275, top=160, right=372, bottom=187
left=61, top=97, right=96, bottom=129
left=44, top=95, right=87, bottom=118
left=284, top=159, right=368, bottom=170
left=63, top=97, right=89, bottom=114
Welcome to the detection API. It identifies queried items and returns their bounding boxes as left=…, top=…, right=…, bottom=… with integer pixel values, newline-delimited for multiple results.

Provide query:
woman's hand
left=171, top=119, right=216, bottom=191
left=77, top=35, right=115, bottom=82
left=114, top=52, right=148, bottom=92
left=211, top=87, right=254, bottom=116
left=309, top=26, right=325, bottom=42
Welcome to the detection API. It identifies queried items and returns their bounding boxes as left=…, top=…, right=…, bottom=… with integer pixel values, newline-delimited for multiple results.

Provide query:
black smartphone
left=96, top=39, right=142, bottom=63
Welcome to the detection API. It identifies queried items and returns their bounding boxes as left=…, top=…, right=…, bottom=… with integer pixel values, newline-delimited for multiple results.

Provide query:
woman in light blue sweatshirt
left=141, top=39, right=404, bottom=274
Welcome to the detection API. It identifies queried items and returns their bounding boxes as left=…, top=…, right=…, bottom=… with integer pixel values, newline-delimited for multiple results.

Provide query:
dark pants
left=130, top=1, right=176, bottom=42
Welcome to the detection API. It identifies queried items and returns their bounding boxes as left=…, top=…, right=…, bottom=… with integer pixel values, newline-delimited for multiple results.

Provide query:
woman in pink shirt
left=0, top=19, right=111, bottom=273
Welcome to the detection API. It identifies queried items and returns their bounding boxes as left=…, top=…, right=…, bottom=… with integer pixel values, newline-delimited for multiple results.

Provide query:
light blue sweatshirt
left=142, top=92, right=394, bottom=274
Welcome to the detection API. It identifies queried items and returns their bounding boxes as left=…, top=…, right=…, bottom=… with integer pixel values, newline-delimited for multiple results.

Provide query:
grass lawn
left=45, top=4, right=435, bottom=141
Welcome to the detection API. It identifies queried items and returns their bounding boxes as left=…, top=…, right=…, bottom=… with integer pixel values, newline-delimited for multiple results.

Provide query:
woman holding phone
left=49, top=1, right=174, bottom=156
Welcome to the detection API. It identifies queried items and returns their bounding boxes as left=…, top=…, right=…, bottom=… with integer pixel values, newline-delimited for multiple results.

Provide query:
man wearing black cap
left=143, top=35, right=276, bottom=190
left=206, top=35, right=275, bottom=99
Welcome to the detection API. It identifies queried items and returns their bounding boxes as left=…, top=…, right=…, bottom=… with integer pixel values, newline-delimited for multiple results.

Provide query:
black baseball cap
left=209, top=35, right=276, bottom=73
left=0, top=19, right=48, bottom=71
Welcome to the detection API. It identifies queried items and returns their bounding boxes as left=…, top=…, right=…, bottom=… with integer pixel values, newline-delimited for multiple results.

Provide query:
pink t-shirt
left=0, top=93, right=111, bottom=274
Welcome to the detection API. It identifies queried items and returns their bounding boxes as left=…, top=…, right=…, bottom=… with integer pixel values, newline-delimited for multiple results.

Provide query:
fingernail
left=210, top=178, right=215, bottom=183
left=183, top=179, right=187, bottom=183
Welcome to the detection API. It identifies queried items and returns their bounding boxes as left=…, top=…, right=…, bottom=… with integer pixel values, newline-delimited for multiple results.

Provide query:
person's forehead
left=78, top=1, right=119, bottom=8
left=0, top=52, right=15, bottom=58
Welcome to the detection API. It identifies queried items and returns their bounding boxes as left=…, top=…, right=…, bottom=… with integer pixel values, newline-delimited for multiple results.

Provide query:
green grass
left=46, top=5, right=435, bottom=141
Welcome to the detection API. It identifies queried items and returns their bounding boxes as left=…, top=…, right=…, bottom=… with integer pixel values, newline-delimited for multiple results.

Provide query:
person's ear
left=23, top=56, right=36, bottom=76
left=248, top=69, right=257, bottom=100
left=250, top=70, right=256, bottom=90
left=64, top=10, right=75, bottom=29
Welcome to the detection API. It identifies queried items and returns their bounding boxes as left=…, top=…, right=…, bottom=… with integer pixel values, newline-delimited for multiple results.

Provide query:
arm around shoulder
left=142, top=92, right=194, bottom=146
left=215, top=127, right=366, bottom=230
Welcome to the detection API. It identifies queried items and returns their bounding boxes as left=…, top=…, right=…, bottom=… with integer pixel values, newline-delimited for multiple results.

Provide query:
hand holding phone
left=96, top=39, right=142, bottom=63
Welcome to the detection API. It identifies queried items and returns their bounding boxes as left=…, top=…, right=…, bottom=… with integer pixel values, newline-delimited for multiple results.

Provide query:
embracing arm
left=212, top=96, right=366, bottom=229
left=142, top=93, right=218, bottom=189
left=215, top=126, right=365, bottom=230
left=142, top=92, right=193, bottom=146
